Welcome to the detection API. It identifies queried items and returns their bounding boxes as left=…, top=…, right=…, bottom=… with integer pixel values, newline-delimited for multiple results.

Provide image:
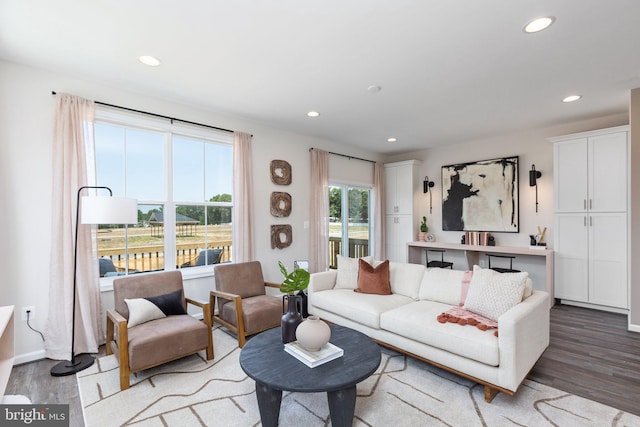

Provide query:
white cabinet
left=554, top=131, right=627, bottom=213
left=384, top=160, right=420, bottom=262
left=551, top=126, right=629, bottom=310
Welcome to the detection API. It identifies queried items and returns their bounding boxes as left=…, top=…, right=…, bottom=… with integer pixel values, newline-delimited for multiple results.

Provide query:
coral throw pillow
left=355, top=259, right=391, bottom=295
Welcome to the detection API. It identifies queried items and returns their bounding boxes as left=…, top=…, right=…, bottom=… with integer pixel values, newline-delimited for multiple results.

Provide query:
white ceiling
left=2, top=0, right=640, bottom=154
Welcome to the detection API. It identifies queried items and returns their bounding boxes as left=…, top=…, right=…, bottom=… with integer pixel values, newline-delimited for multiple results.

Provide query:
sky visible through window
left=95, top=122, right=233, bottom=208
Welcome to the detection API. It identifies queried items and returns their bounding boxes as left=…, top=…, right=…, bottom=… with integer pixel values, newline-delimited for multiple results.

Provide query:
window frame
left=93, top=108, right=234, bottom=289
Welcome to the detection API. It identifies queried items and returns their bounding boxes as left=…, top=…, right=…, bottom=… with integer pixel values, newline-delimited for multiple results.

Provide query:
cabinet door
left=554, top=214, right=588, bottom=301
left=384, top=215, right=414, bottom=263
left=394, top=164, right=414, bottom=215
left=589, top=132, right=627, bottom=212
left=384, top=167, right=398, bottom=214
left=554, top=139, right=588, bottom=212
left=384, top=215, right=397, bottom=261
left=588, top=212, right=628, bottom=308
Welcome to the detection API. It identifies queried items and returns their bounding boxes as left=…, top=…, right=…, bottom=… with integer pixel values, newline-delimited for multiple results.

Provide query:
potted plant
left=278, top=261, right=310, bottom=343
left=418, top=216, right=428, bottom=241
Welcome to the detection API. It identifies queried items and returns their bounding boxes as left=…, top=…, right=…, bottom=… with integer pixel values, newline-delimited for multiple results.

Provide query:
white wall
left=384, top=113, right=628, bottom=291
left=0, top=60, right=381, bottom=362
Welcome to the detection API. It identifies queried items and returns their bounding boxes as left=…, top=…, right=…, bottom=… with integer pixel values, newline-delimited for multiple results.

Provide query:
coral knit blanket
left=437, top=307, right=498, bottom=336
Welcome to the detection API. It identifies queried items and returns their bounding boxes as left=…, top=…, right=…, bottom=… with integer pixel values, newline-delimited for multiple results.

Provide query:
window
left=328, top=185, right=371, bottom=268
left=93, top=110, right=233, bottom=277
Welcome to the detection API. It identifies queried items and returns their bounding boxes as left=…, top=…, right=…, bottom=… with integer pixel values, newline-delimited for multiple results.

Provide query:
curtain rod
left=309, top=147, right=376, bottom=164
left=51, top=91, right=248, bottom=136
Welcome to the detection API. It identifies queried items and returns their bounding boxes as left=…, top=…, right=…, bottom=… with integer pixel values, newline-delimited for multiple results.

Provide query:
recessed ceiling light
left=367, top=85, right=382, bottom=94
left=307, top=111, right=320, bottom=117
left=387, top=137, right=397, bottom=143
left=138, top=55, right=161, bottom=67
left=562, top=95, right=582, bottom=103
left=524, top=16, right=555, bottom=33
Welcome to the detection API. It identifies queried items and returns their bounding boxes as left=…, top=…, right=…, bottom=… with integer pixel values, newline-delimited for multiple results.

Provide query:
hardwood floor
left=5, top=304, right=640, bottom=427
left=529, top=304, right=640, bottom=416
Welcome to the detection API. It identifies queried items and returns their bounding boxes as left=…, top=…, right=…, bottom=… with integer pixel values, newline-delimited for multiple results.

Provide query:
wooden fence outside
left=100, top=240, right=233, bottom=273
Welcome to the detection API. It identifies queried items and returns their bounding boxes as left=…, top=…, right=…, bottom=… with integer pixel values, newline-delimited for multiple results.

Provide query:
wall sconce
left=529, top=164, right=542, bottom=212
left=423, top=176, right=435, bottom=213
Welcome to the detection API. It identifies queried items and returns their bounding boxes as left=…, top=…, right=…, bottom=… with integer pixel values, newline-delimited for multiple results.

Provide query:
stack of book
left=284, top=341, right=344, bottom=368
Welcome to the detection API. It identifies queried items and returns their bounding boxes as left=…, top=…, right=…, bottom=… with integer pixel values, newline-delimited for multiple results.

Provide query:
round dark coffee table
left=239, top=323, right=381, bottom=427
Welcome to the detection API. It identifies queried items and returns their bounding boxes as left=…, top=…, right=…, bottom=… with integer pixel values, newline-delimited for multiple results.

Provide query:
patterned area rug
left=77, top=327, right=640, bottom=426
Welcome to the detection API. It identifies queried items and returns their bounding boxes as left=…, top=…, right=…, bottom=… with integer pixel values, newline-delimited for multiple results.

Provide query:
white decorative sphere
left=295, top=316, right=331, bottom=352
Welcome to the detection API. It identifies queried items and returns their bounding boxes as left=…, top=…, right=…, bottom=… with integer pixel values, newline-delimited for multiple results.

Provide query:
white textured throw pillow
left=471, top=265, right=533, bottom=298
left=125, top=298, right=167, bottom=328
left=335, top=255, right=373, bottom=289
left=463, top=268, right=528, bottom=321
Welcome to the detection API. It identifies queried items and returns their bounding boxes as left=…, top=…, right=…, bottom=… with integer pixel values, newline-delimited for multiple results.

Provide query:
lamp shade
left=81, top=196, right=138, bottom=225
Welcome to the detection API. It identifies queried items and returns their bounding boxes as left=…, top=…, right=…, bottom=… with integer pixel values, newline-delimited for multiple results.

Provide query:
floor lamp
left=50, top=186, right=137, bottom=376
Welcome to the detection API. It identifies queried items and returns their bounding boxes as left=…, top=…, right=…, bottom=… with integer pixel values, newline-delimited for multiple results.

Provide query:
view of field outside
left=98, top=223, right=232, bottom=274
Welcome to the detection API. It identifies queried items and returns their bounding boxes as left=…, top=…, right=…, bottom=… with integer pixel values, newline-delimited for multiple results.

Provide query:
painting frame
left=441, top=156, right=519, bottom=233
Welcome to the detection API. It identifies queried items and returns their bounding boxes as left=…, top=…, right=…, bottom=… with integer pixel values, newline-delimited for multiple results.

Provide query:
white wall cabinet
left=551, top=126, right=629, bottom=310
left=384, top=160, right=420, bottom=262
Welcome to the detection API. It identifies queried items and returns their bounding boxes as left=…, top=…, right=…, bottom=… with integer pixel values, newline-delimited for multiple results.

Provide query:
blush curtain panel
left=372, top=162, right=385, bottom=260
left=45, top=94, right=103, bottom=360
left=309, top=149, right=329, bottom=273
left=233, top=132, right=254, bottom=263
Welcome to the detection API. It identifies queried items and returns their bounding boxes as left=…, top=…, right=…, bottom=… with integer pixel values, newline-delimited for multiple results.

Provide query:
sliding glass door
left=329, top=185, right=370, bottom=268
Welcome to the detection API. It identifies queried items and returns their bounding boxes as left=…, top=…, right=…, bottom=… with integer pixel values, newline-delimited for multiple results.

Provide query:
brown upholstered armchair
left=210, top=261, right=282, bottom=347
left=106, top=271, right=213, bottom=390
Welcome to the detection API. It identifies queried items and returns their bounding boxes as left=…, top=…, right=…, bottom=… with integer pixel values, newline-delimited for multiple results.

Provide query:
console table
left=407, top=242, right=554, bottom=305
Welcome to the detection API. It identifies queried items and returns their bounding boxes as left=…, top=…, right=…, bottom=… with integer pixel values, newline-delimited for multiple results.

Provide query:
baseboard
left=14, top=349, right=45, bottom=366
left=559, top=299, right=628, bottom=314
left=628, top=322, right=640, bottom=333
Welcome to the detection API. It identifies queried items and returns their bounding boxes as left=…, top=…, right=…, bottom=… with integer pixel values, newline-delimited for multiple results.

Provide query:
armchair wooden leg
left=106, top=317, right=114, bottom=356
left=203, top=303, right=214, bottom=360
left=234, top=296, right=246, bottom=348
left=117, top=321, right=131, bottom=391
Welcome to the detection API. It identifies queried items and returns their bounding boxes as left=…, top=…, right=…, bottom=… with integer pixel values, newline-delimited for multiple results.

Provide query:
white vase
left=295, top=316, right=331, bottom=352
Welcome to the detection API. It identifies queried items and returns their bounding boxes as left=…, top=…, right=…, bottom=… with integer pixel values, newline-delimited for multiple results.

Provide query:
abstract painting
left=441, top=156, right=519, bottom=232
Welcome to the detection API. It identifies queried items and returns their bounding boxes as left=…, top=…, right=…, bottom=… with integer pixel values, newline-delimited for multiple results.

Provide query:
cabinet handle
left=590, top=216, right=593, bottom=227
left=589, top=199, right=593, bottom=210
left=584, top=216, right=587, bottom=227
left=584, top=199, right=587, bottom=210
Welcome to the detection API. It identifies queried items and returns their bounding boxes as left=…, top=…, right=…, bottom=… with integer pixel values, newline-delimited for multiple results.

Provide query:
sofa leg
left=484, top=385, right=499, bottom=403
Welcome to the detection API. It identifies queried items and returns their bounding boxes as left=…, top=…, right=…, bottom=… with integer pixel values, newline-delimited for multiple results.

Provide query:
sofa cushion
left=127, top=315, right=209, bottom=371
left=380, top=300, right=500, bottom=366
left=355, top=259, right=391, bottom=295
left=464, top=268, right=528, bottom=321
left=419, top=268, right=470, bottom=305
left=311, top=289, right=413, bottom=329
left=388, top=262, right=425, bottom=300
left=335, top=255, right=373, bottom=290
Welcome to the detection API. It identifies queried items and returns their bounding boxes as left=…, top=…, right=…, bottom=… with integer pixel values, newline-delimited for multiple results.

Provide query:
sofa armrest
left=496, top=290, right=550, bottom=391
left=308, top=270, right=337, bottom=294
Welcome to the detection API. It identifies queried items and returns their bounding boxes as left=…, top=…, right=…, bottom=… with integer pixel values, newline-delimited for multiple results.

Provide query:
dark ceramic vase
left=296, top=290, right=308, bottom=318
left=281, top=294, right=303, bottom=343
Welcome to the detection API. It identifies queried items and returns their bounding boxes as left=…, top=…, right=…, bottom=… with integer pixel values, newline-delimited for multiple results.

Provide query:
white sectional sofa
left=308, top=259, right=550, bottom=402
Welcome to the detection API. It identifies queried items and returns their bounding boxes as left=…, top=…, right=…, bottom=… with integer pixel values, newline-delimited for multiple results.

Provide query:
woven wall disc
left=271, top=224, right=292, bottom=249
left=270, top=160, right=292, bottom=185
left=270, top=192, right=292, bottom=217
